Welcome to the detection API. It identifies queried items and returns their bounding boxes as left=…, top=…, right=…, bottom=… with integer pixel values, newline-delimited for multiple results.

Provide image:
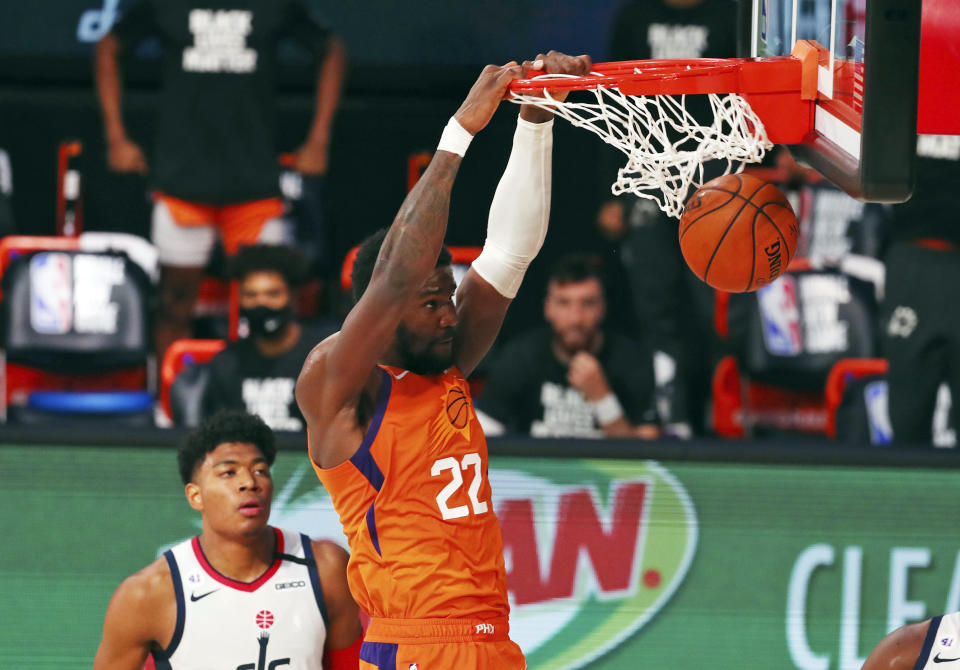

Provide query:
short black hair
left=229, top=244, right=309, bottom=289
left=177, top=410, right=276, bottom=485
left=350, top=227, right=453, bottom=303
left=547, top=253, right=606, bottom=289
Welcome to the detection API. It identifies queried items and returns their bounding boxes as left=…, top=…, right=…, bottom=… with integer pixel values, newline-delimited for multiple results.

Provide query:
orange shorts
left=155, top=193, right=285, bottom=255
left=358, top=617, right=526, bottom=670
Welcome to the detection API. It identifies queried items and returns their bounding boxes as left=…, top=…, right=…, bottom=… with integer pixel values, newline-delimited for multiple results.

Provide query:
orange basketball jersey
left=311, top=365, right=511, bottom=621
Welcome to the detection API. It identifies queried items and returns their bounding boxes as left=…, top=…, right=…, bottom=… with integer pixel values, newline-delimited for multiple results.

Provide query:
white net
left=509, top=74, right=774, bottom=219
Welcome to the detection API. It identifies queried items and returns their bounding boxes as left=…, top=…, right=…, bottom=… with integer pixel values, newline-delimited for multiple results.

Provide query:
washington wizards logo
left=235, top=610, right=290, bottom=670
left=445, top=385, right=470, bottom=429
left=256, top=610, right=274, bottom=629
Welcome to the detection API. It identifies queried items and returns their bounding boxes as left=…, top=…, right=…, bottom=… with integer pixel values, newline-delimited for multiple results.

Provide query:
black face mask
left=240, top=305, right=293, bottom=340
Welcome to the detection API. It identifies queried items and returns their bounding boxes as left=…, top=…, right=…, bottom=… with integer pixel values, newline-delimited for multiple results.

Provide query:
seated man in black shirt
left=479, top=254, right=659, bottom=439
left=202, top=244, right=334, bottom=431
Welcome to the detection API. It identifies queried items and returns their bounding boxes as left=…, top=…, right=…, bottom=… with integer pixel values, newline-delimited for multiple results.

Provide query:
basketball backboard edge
left=738, top=0, right=923, bottom=203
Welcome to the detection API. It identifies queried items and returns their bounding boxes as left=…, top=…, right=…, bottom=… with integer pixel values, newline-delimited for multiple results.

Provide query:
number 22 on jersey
left=431, top=453, right=489, bottom=520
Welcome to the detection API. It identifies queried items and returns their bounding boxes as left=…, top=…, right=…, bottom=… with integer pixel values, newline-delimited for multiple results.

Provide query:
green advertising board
left=2, top=444, right=958, bottom=669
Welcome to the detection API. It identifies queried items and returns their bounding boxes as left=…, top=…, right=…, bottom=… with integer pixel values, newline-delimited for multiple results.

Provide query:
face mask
left=240, top=305, right=293, bottom=340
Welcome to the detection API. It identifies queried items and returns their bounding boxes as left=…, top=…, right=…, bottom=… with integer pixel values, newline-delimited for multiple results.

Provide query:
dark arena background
left=2, top=1, right=960, bottom=669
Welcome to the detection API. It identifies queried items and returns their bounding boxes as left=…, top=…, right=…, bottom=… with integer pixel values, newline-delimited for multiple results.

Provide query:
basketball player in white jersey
left=93, top=410, right=362, bottom=670
left=862, top=613, right=960, bottom=669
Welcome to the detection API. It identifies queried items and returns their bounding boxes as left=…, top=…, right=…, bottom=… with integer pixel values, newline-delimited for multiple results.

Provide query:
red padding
left=918, top=0, right=960, bottom=134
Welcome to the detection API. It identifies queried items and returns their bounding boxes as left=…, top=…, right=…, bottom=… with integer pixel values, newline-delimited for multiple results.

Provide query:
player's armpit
left=861, top=619, right=930, bottom=670
left=313, top=540, right=364, bottom=655
left=93, top=560, right=175, bottom=670
left=297, top=337, right=385, bottom=468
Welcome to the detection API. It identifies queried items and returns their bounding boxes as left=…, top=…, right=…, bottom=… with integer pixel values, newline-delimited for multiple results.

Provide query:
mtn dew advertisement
left=3, top=444, right=960, bottom=669
left=494, top=462, right=696, bottom=668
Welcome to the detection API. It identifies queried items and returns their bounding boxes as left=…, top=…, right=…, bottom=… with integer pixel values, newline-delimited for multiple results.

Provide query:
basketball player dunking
left=296, top=51, right=591, bottom=669
left=862, top=613, right=960, bottom=670
left=93, top=411, right=363, bottom=670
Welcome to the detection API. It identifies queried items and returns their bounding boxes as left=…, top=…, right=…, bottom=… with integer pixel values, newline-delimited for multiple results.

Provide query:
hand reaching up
left=519, top=51, right=593, bottom=123
left=453, top=61, right=533, bottom=136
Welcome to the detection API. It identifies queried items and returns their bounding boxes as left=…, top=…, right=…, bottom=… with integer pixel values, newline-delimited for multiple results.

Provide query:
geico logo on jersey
left=474, top=623, right=495, bottom=635
left=274, top=580, right=306, bottom=591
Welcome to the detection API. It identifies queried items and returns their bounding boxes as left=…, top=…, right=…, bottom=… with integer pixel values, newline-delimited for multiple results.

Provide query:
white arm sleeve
left=471, top=117, right=553, bottom=299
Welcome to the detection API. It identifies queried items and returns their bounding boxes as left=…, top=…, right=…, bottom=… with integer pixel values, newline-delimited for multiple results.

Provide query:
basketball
left=445, top=386, right=470, bottom=429
left=679, top=173, right=798, bottom=293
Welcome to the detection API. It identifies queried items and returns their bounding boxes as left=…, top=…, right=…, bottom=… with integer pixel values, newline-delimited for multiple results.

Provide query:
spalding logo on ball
left=679, top=173, right=798, bottom=293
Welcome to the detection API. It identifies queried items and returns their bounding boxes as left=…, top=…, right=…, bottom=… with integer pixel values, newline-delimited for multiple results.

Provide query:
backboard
left=740, top=0, right=929, bottom=202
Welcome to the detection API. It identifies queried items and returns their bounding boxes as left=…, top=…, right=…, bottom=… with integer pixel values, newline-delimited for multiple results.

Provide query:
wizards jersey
left=915, top=612, right=960, bottom=669
left=153, top=527, right=329, bottom=670
left=311, top=365, right=510, bottom=620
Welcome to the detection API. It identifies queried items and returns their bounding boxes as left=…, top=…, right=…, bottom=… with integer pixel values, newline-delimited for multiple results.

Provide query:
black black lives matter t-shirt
left=112, top=0, right=331, bottom=205
left=608, top=0, right=738, bottom=61
left=201, top=322, right=334, bottom=432
left=890, top=135, right=960, bottom=246
left=603, top=0, right=739, bottom=185
left=479, top=328, right=658, bottom=438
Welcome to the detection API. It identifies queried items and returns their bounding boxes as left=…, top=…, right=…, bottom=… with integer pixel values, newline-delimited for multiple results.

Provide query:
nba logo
left=408, top=664, right=419, bottom=670
left=864, top=380, right=892, bottom=445
left=29, top=252, right=73, bottom=334
left=758, top=276, right=803, bottom=356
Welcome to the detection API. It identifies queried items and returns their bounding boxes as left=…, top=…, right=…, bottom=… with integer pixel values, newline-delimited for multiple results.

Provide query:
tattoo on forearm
left=377, top=152, right=461, bottom=289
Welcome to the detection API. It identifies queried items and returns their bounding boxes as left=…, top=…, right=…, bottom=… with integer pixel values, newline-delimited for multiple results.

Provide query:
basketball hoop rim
left=504, top=47, right=824, bottom=219
left=508, top=54, right=814, bottom=97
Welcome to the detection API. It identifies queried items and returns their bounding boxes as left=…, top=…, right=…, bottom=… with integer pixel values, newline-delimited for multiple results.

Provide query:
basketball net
left=508, top=73, right=773, bottom=219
